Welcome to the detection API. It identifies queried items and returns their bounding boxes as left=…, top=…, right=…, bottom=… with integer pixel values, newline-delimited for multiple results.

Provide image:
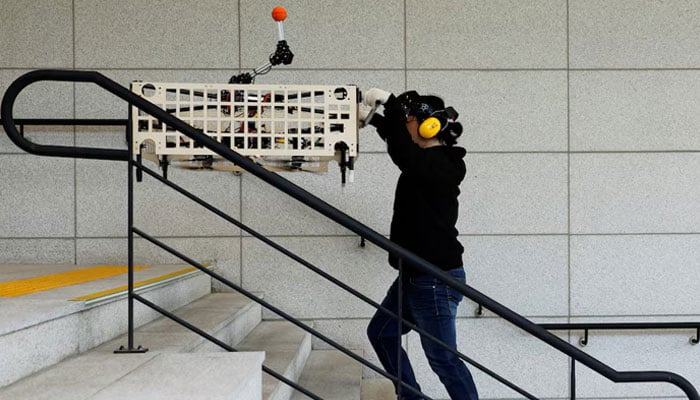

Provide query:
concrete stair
left=0, top=264, right=212, bottom=388
left=0, top=264, right=370, bottom=400
left=238, top=321, right=312, bottom=400
left=291, top=350, right=362, bottom=400
left=360, top=378, right=395, bottom=400
left=0, top=289, right=266, bottom=399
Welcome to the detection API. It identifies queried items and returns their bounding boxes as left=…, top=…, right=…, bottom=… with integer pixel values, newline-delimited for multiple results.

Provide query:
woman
left=363, top=88, right=479, bottom=400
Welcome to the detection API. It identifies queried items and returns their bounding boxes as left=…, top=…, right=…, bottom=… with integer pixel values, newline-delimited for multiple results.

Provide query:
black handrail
left=541, top=321, right=700, bottom=346
left=2, top=73, right=128, bottom=161
left=3, top=69, right=699, bottom=399
left=14, top=118, right=128, bottom=126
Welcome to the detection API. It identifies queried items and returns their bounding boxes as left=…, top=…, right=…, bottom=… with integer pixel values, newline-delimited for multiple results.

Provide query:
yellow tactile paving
left=71, top=266, right=198, bottom=301
left=0, top=266, right=149, bottom=298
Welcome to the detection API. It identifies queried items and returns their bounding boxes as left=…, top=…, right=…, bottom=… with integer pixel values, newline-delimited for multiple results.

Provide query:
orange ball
left=271, top=6, right=287, bottom=22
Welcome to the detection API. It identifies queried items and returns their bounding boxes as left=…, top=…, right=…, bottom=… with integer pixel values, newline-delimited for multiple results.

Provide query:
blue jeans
left=367, top=268, right=479, bottom=400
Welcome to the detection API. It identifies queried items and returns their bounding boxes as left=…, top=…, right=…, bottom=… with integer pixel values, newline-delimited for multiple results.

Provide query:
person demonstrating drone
left=362, top=88, right=479, bottom=400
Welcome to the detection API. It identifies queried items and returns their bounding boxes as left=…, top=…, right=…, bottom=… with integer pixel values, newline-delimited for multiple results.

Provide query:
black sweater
left=370, top=96, right=467, bottom=277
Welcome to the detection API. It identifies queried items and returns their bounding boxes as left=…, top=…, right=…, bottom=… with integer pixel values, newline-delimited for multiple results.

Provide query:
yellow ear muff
left=418, top=117, right=441, bottom=139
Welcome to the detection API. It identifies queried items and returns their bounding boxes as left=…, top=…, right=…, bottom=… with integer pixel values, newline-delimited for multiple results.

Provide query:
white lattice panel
left=130, top=82, right=358, bottom=159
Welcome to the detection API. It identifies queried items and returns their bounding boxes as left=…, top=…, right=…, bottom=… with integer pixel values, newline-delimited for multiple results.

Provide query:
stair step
left=290, top=350, right=363, bottom=400
left=0, top=292, right=262, bottom=400
left=2, top=263, right=366, bottom=400
left=0, top=264, right=212, bottom=389
left=360, top=378, right=395, bottom=400
left=89, top=352, right=265, bottom=400
left=0, top=350, right=265, bottom=400
left=113, top=292, right=262, bottom=353
left=237, top=320, right=312, bottom=400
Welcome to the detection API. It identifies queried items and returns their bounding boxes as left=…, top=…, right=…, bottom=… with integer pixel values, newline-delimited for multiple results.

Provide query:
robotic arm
left=229, top=6, right=294, bottom=84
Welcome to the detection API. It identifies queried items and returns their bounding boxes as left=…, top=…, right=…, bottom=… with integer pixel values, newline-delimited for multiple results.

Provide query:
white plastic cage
left=130, top=82, right=358, bottom=174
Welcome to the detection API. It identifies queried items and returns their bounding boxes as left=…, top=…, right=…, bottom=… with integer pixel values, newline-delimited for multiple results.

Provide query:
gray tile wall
left=2, top=1, right=699, bottom=398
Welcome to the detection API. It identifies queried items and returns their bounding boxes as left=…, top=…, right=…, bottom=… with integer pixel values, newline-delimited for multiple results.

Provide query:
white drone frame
left=130, top=82, right=358, bottom=181
left=129, top=8, right=360, bottom=183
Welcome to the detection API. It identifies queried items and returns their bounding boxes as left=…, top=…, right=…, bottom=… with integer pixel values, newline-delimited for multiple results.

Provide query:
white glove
left=363, top=88, right=392, bottom=107
left=358, top=107, right=370, bottom=126
left=358, top=106, right=377, bottom=128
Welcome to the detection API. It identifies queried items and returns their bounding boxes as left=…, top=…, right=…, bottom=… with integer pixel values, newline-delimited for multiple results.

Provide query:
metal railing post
left=115, top=106, right=147, bottom=353
left=571, top=358, right=576, bottom=400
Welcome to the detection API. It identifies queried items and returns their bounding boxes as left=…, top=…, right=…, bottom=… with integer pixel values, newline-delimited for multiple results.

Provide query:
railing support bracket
left=114, top=345, right=148, bottom=354
left=475, top=303, right=484, bottom=317
left=579, top=330, right=589, bottom=347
